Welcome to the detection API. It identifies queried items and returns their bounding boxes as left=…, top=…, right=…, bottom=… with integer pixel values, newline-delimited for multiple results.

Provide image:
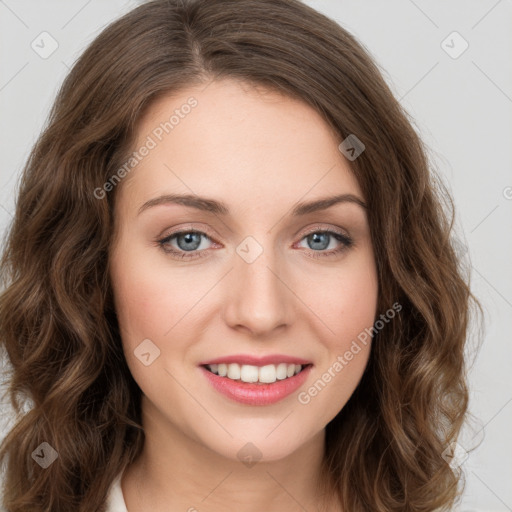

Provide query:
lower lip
left=200, top=365, right=312, bottom=405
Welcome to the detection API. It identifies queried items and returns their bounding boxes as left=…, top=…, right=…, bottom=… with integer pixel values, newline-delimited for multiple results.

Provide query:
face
left=109, top=78, right=378, bottom=463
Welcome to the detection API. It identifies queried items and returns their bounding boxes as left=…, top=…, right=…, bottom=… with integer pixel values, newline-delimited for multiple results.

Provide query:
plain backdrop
left=0, top=1, right=511, bottom=511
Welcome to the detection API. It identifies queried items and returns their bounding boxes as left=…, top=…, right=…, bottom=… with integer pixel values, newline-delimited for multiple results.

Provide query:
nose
left=222, top=242, right=293, bottom=337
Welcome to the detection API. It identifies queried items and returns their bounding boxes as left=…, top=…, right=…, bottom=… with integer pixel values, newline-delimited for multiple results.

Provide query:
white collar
left=105, top=469, right=128, bottom=512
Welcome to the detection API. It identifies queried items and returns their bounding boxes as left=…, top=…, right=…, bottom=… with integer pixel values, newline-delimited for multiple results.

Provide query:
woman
left=0, top=0, right=480, bottom=510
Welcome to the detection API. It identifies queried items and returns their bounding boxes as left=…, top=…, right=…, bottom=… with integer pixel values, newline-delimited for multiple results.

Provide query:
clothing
left=105, top=470, right=129, bottom=512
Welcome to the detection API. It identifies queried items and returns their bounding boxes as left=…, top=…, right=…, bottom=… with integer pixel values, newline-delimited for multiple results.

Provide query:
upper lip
left=199, top=354, right=312, bottom=366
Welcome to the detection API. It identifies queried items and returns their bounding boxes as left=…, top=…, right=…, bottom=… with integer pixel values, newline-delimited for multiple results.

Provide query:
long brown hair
left=0, top=0, right=482, bottom=510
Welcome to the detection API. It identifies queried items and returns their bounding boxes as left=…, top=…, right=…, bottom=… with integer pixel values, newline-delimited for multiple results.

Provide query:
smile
left=205, top=362, right=304, bottom=384
left=200, top=359, right=313, bottom=406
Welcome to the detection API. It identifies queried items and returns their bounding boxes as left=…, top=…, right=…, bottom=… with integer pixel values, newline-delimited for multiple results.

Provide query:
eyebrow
left=137, top=193, right=367, bottom=217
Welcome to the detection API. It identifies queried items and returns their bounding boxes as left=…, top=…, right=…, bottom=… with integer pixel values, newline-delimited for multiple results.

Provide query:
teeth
left=207, top=363, right=304, bottom=383
left=276, top=363, right=288, bottom=380
left=240, top=364, right=259, bottom=383
left=227, top=363, right=241, bottom=380
left=259, top=364, right=276, bottom=383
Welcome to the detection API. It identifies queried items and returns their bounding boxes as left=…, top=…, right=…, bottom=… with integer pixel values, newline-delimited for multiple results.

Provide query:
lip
left=199, top=354, right=312, bottom=366
left=200, top=364, right=313, bottom=406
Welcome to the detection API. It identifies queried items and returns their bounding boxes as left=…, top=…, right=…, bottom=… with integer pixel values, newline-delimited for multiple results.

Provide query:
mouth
left=202, top=362, right=311, bottom=384
left=199, top=358, right=313, bottom=405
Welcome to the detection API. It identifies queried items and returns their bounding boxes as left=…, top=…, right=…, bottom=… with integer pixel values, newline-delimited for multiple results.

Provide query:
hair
left=0, top=0, right=482, bottom=510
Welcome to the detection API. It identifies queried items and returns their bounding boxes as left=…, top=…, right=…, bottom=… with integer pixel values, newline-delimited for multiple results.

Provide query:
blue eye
left=157, top=229, right=353, bottom=260
left=296, top=230, right=353, bottom=259
left=158, top=231, right=213, bottom=259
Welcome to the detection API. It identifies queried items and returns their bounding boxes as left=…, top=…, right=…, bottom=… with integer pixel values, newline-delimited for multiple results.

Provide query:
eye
left=158, top=230, right=215, bottom=260
left=295, top=229, right=353, bottom=259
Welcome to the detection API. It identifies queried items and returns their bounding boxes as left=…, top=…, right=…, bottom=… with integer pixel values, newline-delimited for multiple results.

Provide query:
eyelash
left=157, top=226, right=354, bottom=261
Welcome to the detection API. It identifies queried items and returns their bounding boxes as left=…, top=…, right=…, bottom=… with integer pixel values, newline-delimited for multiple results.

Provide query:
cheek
left=334, top=273, right=378, bottom=342
left=297, top=253, right=377, bottom=421
left=110, top=235, right=182, bottom=332
left=110, top=266, right=166, bottom=343
left=110, top=250, right=195, bottom=402
left=110, top=243, right=217, bottom=369
left=312, top=251, right=378, bottom=348
left=109, top=241, right=180, bottom=353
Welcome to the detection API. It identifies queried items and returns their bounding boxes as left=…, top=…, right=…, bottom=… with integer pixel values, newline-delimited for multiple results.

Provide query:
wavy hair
left=0, top=0, right=482, bottom=510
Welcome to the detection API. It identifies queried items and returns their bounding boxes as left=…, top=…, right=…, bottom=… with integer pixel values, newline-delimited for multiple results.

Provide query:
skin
left=109, top=78, right=378, bottom=512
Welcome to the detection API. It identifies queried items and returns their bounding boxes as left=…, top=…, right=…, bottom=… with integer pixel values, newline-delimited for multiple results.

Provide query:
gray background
left=1, top=1, right=511, bottom=510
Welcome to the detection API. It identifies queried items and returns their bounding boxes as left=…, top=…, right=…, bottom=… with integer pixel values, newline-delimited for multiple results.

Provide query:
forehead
left=118, top=79, right=363, bottom=214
